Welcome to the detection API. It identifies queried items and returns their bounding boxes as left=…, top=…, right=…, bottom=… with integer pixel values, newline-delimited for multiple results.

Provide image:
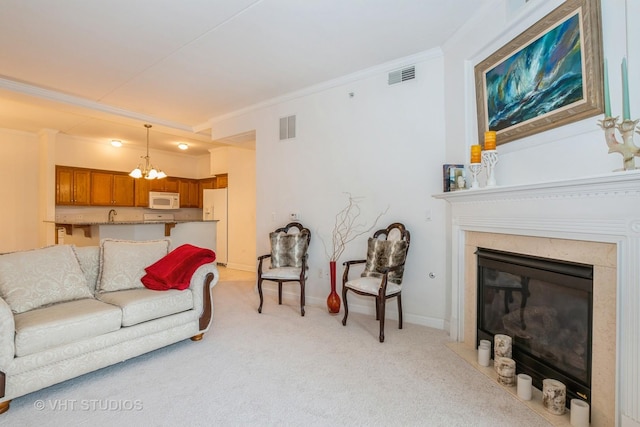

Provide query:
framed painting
left=474, top=0, right=603, bottom=145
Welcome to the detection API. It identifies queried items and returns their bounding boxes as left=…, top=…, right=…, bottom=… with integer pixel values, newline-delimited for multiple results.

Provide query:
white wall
left=226, top=147, right=256, bottom=271
left=0, top=129, right=40, bottom=252
left=212, top=51, right=449, bottom=327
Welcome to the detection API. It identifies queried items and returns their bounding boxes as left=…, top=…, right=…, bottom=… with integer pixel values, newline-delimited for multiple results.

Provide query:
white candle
left=570, top=399, right=590, bottom=427
left=478, top=345, right=491, bottom=366
left=517, top=374, right=532, bottom=400
left=480, top=339, right=491, bottom=348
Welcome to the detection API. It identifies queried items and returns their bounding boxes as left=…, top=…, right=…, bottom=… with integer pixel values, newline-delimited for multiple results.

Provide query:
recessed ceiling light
left=111, top=140, right=122, bottom=147
left=178, top=143, right=189, bottom=150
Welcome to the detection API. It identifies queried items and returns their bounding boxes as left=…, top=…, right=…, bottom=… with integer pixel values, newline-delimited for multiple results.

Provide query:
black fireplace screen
left=476, top=248, right=593, bottom=403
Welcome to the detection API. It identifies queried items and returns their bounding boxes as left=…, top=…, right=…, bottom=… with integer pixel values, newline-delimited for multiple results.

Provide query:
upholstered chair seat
left=261, top=267, right=309, bottom=281
left=344, top=276, right=403, bottom=296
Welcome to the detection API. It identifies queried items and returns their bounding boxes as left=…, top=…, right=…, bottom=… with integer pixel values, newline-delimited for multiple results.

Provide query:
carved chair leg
left=278, top=283, right=283, bottom=305
left=191, top=333, right=204, bottom=341
left=378, top=296, right=386, bottom=343
left=0, top=400, right=10, bottom=414
left=341, top=288, right=349, bottom=326
left=397, top=294, right=403, bottom=329
left=257, top=277, right=264, bottom=313
left=300, top=280, right=305, bottom=316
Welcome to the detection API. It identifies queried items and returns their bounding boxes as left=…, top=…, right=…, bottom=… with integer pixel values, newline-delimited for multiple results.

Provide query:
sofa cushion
left=98, top=288, right=194, bottom=327
left=0, top=245, right=94, bottom=314
left=73, top=246, right=100, bottom=293
left=97, top=239, right=170, bottom=293
left=14, top=298, right=122, bottom=357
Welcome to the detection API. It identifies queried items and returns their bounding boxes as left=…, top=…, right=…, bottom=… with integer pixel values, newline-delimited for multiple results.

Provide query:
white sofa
left=0, top=240, right=219, bottom=414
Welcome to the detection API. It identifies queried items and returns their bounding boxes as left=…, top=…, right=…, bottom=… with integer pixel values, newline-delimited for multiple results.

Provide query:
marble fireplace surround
left=435, top=170, right=640, bottom=427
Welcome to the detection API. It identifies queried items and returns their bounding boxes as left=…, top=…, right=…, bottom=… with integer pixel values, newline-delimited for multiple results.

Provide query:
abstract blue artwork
left=485, top=12, right=583, bottom=132
left=474, top=0, right=603, bottom=145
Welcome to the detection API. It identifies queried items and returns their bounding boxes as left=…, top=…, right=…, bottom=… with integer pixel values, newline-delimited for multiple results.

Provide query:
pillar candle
left=517, top=374, right=532, bottom=400
left=484, top=131, right=496, bottom=150
left=478, top=345, right=491, bottom=367
left=542, top=379, right=566, bottom=415
left=570, top=399, right=590, bottom=427
left=470, top=144, right=482, bottom=163
left=604, top=58, right=611, bottom=117
left=622, top=58, right=630, bottom=120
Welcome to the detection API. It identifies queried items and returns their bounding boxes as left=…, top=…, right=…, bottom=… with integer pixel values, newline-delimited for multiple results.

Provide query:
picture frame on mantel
left=474, top=0, right=604, bottom=146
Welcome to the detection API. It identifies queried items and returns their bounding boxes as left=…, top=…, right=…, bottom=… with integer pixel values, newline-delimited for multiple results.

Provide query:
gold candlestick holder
left=598, top=116, right=640, bottom=171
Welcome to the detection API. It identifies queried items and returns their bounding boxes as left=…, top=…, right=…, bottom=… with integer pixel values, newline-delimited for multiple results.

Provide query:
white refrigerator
left=203, top=188, right=228, bottom=265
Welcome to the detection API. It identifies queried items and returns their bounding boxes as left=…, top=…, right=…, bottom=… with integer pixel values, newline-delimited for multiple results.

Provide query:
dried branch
left=320, top=193, right=388, bottom=262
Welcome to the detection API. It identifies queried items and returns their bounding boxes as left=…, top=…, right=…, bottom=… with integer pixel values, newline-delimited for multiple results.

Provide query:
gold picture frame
left=474, top=0, right=603, bottom=145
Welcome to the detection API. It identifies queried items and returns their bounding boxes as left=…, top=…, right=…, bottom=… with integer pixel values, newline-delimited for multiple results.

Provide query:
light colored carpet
left=0, top=268, right=550, bottom=426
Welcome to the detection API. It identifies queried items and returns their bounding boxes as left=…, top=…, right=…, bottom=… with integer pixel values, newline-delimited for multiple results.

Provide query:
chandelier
left=129, top=124, right=166, bottom=179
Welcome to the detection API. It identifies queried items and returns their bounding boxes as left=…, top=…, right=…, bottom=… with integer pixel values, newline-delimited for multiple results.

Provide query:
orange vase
left=327, top=261, right=341, bottom=314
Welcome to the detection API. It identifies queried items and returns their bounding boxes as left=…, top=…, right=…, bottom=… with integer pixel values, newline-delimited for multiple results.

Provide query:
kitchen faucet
left=108, top=209, right=117, bottom=223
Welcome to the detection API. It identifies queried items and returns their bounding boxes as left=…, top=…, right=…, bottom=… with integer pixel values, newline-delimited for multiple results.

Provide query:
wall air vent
left=279, top=115, right=296, bottom=140
left=388, top=65, right=416, bottom=85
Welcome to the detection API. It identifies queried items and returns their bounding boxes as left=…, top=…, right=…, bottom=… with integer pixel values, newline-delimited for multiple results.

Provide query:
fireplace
left=476, top=248, right=593, bottom=408
left=434, top=171, right=640, bottom=426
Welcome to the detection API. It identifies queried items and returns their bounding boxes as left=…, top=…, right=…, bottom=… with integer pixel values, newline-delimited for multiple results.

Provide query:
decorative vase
left=326, top=260, right=341, bottom=314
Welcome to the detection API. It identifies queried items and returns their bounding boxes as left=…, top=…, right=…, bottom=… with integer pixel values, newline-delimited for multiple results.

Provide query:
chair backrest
left=269, top=222, right=311, bottom=268
left=373, top=222, right=410, bottom=248
left=362, top=222, right=410, bottom=284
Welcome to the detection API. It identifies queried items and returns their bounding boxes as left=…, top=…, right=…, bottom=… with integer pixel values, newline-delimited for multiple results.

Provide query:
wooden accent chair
left=257, top=222, right=311, bottom=316
left=341, top=223, right=411, bottom=342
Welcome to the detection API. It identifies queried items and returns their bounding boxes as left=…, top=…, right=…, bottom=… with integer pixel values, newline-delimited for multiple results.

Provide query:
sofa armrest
left=0, top=297, right=14, bottom=371
left=188, top=262, right=219, bottom=332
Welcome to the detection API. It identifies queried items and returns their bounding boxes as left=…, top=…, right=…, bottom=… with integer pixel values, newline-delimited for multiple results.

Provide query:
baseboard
left=261, top=288, right=445, bottom=330
left=622, top=414, right=640, bottom=427
left=224, top=262, right=255, bottom=272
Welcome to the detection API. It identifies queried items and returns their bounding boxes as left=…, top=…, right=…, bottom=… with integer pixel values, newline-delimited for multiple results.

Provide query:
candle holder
left=468, top=163, right=483, bottom=189
left=482, top=150, right=499, bottom=187
left=598, top=116, right=640, bottom=171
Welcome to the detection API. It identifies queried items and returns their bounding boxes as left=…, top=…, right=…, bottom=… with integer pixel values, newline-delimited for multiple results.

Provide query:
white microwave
left=148, top=192, right=180, bottom=210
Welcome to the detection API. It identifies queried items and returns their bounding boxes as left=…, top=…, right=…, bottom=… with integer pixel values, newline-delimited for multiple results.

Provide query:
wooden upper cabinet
left=56, top=165, right=224, bottom=209
left=179, top=179, right=200, bottom=208
left=90, top=171, right=134, bottom=206
left=148, top=177, right=179, bottom=193
left=134, top=179, right=150, bottom=207
left=215, top=174, right=228, bottom=189
left=56, top=166, right=91, bottom=205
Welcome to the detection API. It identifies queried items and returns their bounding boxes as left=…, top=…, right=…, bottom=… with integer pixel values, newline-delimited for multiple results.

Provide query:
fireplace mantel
left=434, top=170, right=640, bottom=427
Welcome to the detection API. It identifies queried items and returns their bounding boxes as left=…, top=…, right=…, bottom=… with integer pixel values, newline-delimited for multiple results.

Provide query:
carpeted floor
left=0, top=267, right=551, bottom=426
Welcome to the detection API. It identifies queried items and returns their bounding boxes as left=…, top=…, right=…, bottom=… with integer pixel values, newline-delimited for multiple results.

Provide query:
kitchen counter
left=52, top=220, right=218, bottom=252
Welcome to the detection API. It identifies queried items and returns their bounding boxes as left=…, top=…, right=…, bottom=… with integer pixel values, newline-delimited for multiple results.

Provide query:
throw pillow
left=97, top=239, right=170, bottom=293
left=0, top=245, right=93, bottom=314
left=361, top=238, right=408, bottom=284
left=270, top=229, right=309, bottom=268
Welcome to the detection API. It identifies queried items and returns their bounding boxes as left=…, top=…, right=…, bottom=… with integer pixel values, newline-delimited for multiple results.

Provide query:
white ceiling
left=0, top=0, right=487, bottom=156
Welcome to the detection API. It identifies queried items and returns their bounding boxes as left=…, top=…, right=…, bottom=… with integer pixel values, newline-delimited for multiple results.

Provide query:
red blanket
left=142, top=244, right=216, bottom=291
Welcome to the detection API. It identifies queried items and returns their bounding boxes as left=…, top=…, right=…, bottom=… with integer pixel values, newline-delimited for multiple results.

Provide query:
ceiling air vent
left=388, top=65, right=415, bottom=85
left=279, top=115, right=296, bottom=140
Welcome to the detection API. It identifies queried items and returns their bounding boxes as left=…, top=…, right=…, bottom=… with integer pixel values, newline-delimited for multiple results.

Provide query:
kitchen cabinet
left=90, top=171, right=135, bottom=206
left=215, top=174, right=228, bottom=189
left=56, top=166, right=91, bottom=205
left=179, top=179, right=200, bottom=208
left=148, top=177, right=179, bottom=193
